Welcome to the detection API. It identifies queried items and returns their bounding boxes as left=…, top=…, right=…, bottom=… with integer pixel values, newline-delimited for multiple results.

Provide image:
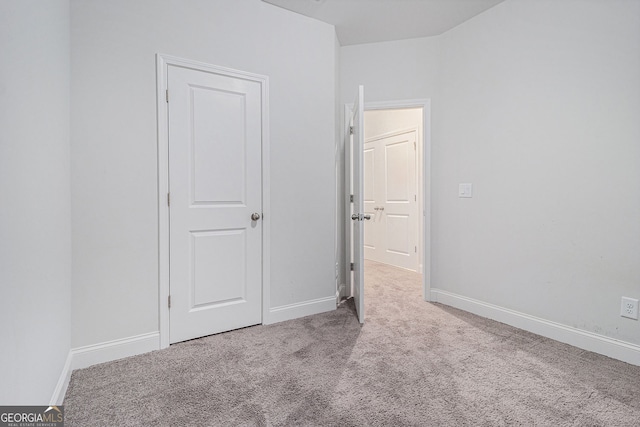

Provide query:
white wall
left=0, top=0, right=72, bottom=403
left=70, top=0, right=337, bottom=347
left=435, top=0, right=639, bottom=345
left=364, top=108, right=422, bottom=140
left=340, top=36, right=441, bottom=104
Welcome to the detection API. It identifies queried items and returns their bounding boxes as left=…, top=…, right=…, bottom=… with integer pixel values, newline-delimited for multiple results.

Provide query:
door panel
left=191, top=87, right=246, bottom=204
left=363, top=148, right=376, bottom=202
left=385, top=141, right=410, bottom=201
left=363, top=146, right=377, bottom=251
left=191, top=229, right=246, bottom=307
left=386, top=215, right=410, bottom=255
left=168, top=65, right=262, bottom=343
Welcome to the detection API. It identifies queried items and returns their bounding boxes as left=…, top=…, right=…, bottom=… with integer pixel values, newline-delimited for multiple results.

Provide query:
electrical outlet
left=620, top=297, right=639, bottom=320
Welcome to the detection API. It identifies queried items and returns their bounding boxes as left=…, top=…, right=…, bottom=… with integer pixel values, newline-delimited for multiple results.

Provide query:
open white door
left=350, top=85, right=366, bottom=323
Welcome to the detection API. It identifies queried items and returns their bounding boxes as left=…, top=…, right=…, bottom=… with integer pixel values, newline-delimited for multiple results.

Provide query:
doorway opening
left=363, top=108, right=424, bottom=275
left=346, top=96, right=431, bottom=324
left=363, top=107, right=425, bottom=307
left=344, top=94, right=431, bottom=323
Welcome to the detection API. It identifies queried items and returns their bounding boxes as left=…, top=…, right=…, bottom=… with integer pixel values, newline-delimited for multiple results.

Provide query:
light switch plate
left=459, top=183, right=473, bottom=198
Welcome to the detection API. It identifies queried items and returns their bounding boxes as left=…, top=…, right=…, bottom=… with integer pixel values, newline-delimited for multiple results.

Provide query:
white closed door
left=363, top=130, right=418, bottom=271
left=168, top=65, right=263, bottom=344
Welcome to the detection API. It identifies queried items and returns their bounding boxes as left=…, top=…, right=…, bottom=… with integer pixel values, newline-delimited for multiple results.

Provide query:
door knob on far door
left=351, top=213, right=371, bottom=221
left=251, top=212, right=261, bottom=221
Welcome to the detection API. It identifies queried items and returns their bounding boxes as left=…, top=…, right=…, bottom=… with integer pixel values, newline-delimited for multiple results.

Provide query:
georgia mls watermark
left=0, top=406, right=63, bottom=427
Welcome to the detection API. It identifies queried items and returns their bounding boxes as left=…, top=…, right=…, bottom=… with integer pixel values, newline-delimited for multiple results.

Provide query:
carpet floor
left=64, top=261, right=640, bottom=426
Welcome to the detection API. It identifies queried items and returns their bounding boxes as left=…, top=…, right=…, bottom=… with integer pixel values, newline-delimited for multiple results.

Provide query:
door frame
left=156, top=54, right=271, bottom=349
left=345, top=99, right=431, bottom=302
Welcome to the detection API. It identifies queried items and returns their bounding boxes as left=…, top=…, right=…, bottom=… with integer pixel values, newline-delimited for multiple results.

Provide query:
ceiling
left=263, top=0, right=505, bottom=46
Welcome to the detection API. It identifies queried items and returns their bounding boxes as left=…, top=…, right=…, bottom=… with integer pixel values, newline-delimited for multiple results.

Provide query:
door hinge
left=167, top=192, right=170, bottom=206
left=166, top=89, right=169, bottom=103
left=168, top=295, right=171, bottom=308
left=350, top=262, right=354, bottom=271
left=415, top=246, right=417, bottom=253
left=414, top=140, right=416, bottom=150
left=350, top=194, right=354, bottom=203
left=349, top=126, right=354, bottom=135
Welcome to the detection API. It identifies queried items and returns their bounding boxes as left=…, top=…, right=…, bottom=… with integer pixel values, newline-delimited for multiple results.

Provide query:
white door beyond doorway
left=363, top=129, right=418, bottom=272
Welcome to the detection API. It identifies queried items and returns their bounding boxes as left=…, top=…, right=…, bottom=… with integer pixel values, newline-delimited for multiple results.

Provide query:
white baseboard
left=50, top=351, right=73, bottom=405
left=51, top=332, right=160, bottom=404
left=337, top=283, right=347, bottom=301
left=51, top=297, right=339, bottom=403
left=431, top=289, right=640, bottom=366
left=265, top=296, right=336, bottom=324
left=70, top=332, right=160, bottom=371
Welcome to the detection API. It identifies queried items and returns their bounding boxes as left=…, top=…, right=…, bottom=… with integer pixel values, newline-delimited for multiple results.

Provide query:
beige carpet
left=64, top=260, right=640, bottom=426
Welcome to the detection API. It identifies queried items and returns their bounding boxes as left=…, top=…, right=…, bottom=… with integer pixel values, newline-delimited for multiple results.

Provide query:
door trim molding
left=156, top=54, right=270, bottom=348
left=344, top=99, right=432, bottom=302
